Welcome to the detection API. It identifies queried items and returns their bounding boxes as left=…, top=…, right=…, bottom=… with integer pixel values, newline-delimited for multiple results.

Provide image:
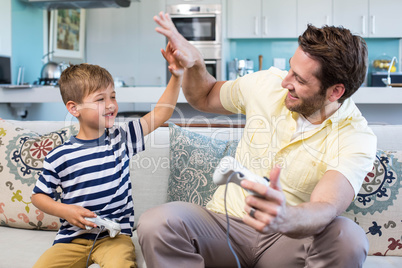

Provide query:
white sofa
left=0, top=120, right=401, bottom=268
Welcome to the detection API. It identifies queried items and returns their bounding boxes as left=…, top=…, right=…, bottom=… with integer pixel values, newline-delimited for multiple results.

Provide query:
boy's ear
left=66, top=101, right=79, bottom=118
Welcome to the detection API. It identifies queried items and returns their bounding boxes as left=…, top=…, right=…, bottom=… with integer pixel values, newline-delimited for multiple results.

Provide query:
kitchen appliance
left=0, top=56, right=12, bottom=84
left=36, top=52, right=69, bottom=86
left=22, top=0, right=134, bottom=9
left=166, top=3, right=222, bottom=81
left=371, top=72, right=402, bottom=87
left=167, top=4, right=221, bottom=46
left=228, top=59, right=254, bottom=80
left=0, top=56, right=32, bottom=89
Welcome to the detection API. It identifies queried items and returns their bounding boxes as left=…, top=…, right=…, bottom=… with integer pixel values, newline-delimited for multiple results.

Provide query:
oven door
left=204, top=59, right=221, bottom=81
left=170, top=15, right=219, bottom=45
left=166, top=59, right=221, bottom=82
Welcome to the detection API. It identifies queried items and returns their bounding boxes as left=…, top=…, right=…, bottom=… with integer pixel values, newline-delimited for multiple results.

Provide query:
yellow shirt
left=206, top=67, right=377, bottom=218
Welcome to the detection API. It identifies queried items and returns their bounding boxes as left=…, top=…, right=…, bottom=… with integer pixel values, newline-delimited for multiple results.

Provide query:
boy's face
left=77, top=84, right=118, bottom=132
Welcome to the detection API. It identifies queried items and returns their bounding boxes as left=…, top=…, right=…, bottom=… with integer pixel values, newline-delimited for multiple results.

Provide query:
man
left=137, top=12, right=376, bottom=268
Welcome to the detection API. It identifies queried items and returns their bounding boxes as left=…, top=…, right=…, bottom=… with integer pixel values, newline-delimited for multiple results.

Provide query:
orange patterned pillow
left=0, top=120, right=78, bottom=230
left=343, top=150, right=402, bottom=256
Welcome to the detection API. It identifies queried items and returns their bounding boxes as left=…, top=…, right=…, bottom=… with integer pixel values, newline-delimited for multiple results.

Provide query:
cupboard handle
left=371, top=15, right=376, bottom=35
left=263, top=16, right=268, bottom=36
left=254, top=16, right=259, bottom=35
left=361, top=16, right=366, bottom=35
left=325, top=15, right=329, bottom=25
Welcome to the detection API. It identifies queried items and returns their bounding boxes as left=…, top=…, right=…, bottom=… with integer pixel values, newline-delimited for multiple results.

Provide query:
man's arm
left=241, top=169, right=354, bottom=239
left=31, top=193, right=96, bottom=229
left=153, top=12, right=231, bottom=114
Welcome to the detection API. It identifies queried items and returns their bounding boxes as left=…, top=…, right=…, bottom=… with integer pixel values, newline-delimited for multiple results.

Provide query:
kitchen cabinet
left=227, top=0, right=297, bottom=38
left=333, top=0, right=402, bottom=38
left=86, top=0, right=166, bottom=86
left=0, top=0, right=12, bottom=56
left=368, top=0, right=402, bottom=37
left=297, top=0, right=332, bottom=35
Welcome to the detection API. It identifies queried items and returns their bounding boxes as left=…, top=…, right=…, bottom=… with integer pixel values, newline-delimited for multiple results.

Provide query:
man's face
left=281, top=47, right=328, bottom=118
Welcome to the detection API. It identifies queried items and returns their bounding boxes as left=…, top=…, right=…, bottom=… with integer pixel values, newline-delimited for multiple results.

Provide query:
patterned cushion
left=343, top=149, right=402, bottom=256
left=0, top=120, right=79, bottom=230
left=167, top=124, right=239, bottom=206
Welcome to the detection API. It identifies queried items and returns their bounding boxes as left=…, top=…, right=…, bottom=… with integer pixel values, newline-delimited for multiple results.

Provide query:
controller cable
left=224, top=171, right=243, bottom=268
left=86, top=225, right=105, bottom=268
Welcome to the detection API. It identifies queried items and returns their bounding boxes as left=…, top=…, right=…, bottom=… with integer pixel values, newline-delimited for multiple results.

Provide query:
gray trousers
left=137, top=201, right=368, bottom=268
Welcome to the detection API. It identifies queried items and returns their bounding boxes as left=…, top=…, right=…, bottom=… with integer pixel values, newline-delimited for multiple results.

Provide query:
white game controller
left=213, top=156, right=270, bottom=197
left=85, top=215, right=121, bottom=238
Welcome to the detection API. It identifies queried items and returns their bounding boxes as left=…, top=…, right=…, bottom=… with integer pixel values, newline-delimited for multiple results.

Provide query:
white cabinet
left=333, top=0, right=368, bottom=36
left=262, top=0, right=297, bottom=38
left=229, top=0, right=402, bottom=39
left=227, top=0, right=260, bottom=38
left=86, top=0, right=166, bottom=86
left=333, top=0, right=402, bottom=38
left=0, top=0, right=12, bottom=56
left=369, top=0, right=402, bottom=37
left=297, top=0, right=332, bottom=35
left=227, top=0, right=297, bottom=38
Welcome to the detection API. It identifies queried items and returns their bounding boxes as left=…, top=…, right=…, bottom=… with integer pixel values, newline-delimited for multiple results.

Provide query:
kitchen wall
left=228, top=38, right=401, bottom=81
left=0, top=0, right=44, bottom=119
left=1, top=0, right=401, bottom=124
left=11, top=0, right=44, bottom=85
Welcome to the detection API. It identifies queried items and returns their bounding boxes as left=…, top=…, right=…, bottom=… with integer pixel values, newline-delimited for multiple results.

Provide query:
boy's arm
left=140, top=42, right=183, bottom=136
left=31, top=193, right=96, bottom=229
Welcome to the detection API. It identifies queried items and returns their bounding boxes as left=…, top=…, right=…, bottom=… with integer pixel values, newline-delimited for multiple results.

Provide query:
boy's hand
left=63, top=205, right=97, bottom=229
left=162, top=42, right=184, bottom=77
left=154, top=12, right=201, bottom=70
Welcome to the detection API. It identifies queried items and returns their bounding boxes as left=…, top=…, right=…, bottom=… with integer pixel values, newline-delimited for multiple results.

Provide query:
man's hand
left=153, top=12, right=202, bottom=69
left=241, top=166, right=288, bottom=234
left=63, top=205, right=97, bottom=229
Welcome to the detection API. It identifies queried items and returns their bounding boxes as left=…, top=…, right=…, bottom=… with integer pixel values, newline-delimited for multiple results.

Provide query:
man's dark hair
left=298, top=24, right=368, bottom=103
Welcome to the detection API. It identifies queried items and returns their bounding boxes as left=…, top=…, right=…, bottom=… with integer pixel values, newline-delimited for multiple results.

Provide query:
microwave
left=167, top=4, right=221, bottom=46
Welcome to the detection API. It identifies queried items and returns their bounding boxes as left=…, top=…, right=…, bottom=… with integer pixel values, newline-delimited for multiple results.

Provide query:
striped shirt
left=33, top=120, right=144, bottom=244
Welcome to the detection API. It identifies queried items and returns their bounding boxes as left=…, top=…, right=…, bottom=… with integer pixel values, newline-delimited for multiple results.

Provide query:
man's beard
left=285, top=89, right=327, bottom=118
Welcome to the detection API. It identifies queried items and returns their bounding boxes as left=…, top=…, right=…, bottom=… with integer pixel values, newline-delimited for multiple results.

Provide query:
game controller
left=85, top=215, right=121, bottom=238
left=213, top=156, right=270, bottom=197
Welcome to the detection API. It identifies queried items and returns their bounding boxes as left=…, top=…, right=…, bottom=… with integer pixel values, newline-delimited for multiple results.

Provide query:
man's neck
left=305, top=101, right=342, bottom=125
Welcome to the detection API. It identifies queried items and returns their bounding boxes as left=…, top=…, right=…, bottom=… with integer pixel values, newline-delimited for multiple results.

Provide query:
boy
left=31, top=42, right=183, bottom=267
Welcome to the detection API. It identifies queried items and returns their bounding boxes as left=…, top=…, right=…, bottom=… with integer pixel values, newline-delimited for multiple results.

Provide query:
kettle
left=39, top=51, right=69, bottom=80
left=41, top=61, right=63, bottom=80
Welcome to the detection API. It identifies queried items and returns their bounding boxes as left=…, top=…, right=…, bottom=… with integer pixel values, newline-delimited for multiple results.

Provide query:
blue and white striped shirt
left=33, top=120, right=144, bottom=244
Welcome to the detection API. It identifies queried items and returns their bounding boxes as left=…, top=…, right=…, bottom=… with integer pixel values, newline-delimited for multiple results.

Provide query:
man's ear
left=327, top=84, right=345, bottom=102
left=66, top=101, right=80, bottom=118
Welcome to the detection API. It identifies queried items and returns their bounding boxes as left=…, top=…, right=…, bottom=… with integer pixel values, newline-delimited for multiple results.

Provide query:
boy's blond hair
left=58, top=63, right=114, bottom=105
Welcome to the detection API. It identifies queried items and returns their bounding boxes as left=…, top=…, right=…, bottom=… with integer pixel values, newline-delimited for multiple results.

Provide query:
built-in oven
left=166, top=4, right=221, bottom=46
left=166, top=3, right=222, bottom=81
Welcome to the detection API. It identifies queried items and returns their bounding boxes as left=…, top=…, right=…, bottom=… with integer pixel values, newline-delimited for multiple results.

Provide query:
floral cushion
left=167, top=124, right=239, bottom=206
left=343, top=149, right=402, bottom=256
left=0, top=120, right=79, bottom=230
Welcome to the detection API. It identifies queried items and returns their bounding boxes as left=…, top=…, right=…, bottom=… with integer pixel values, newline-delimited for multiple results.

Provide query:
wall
left=0, top=0, right=44, bottom=119
left=11, top=0, right=44, bottom=84
left=228, top=38, right=401, bottom=80
left=1, top=1, right=401, bottom=125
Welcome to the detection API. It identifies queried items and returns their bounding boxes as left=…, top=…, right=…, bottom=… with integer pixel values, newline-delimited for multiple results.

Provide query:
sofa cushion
left=167, top=124, right=239, bottom=206
left=0, top=120, right=79, bottom=230
left=343, top=149, right=402, bottom=256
